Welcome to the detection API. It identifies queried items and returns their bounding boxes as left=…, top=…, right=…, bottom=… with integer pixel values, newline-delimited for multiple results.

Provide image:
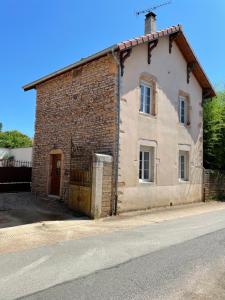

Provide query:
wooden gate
left=69, top=169, right=92, bottom=216
left=68, top=141, right=92, bottom=216
left=0, top=160, right=32, bottom=192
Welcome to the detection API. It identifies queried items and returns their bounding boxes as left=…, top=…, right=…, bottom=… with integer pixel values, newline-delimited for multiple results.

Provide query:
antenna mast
left=136, top=1, right=172, bottom=16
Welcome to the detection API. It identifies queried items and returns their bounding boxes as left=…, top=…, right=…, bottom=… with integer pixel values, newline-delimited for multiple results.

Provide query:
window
left=179, top=96, right=189, bottom=125
left=139, top=147, right=154, bottom=182
left=179, top=151, right=189, bottom=181
left=140, top=83, right=151, bottom=114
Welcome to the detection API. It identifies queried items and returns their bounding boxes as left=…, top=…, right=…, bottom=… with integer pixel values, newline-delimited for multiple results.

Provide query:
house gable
left=23, top=25, right=215, bottom=99
left=117, top=36, right=204, bottom=211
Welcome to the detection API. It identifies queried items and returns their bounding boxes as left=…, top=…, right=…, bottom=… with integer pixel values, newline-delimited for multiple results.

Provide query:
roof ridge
left=117, top=24, right=182, bottom=50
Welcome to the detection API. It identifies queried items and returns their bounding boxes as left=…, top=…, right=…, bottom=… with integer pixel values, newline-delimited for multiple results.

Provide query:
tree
left=203, top=91, right=225, bottom=170
left=0, top=122, right=2, bottom=132
left=0, top=130, right=32, bottom=148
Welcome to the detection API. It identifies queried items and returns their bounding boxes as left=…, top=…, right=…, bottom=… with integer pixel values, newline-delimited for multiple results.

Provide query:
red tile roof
left=117, top=25, right=182, bottom=51
left=23, top=24, right=215, bottom=98
left=115, top=24, right=215, bottom=98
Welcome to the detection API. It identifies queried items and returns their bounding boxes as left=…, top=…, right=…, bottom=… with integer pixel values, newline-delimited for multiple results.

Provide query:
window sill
left=179, top=123, right=191, bottom=128
left=139, top=112, right=157, bottom=119
left=139, top=180, right=155, bottom=185
left=178, top=179, right=189, bottom=184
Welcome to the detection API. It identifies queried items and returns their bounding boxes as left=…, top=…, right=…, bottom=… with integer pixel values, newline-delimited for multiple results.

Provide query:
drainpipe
left=111, top=48, right=121, bottom=215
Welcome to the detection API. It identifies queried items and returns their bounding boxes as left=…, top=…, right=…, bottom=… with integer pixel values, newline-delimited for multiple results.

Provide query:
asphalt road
left=20, top=228, right=225, bottom=300
left=1, top=208, right=225, bottom=299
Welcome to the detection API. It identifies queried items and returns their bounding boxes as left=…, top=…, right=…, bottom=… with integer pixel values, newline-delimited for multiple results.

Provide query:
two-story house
left=23, top=13, right=215, bottom=218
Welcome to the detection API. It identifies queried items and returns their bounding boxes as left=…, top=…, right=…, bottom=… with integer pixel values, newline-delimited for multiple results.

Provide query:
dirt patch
left=0, top=192, right=86, bottom=229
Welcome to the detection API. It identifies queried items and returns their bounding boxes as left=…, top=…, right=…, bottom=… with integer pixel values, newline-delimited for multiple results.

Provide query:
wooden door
left=50, top=154, right=61, bottom=196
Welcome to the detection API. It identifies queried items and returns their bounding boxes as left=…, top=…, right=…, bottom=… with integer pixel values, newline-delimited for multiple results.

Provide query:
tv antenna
left=136, top=1, right=172, bottom=16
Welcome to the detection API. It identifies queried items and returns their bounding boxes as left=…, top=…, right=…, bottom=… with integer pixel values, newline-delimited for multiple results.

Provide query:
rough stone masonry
left=32, top=54, right=118, bottom=216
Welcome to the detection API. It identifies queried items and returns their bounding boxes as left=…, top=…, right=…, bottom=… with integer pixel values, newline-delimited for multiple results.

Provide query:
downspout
left=111, top=48, right=121, bottom=215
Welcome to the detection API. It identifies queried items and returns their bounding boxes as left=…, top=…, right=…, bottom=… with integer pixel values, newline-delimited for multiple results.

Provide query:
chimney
left=145, top=12, right=156, bottom=34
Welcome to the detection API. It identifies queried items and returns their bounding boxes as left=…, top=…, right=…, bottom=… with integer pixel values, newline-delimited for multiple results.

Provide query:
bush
left=0, top=130, right=32, bottom=148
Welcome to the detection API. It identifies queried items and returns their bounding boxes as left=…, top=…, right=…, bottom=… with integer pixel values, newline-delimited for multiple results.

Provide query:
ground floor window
left=139, top=146, right=154, bottom=182
left=179, top=150, right=189, bottom=181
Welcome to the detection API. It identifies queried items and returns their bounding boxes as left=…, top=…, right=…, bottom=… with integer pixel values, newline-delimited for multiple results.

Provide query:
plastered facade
left=118, top=36, right=203, bottom=212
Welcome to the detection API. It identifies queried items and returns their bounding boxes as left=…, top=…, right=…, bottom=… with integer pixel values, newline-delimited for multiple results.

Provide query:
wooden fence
left=70, top=169, right=92, bottom=187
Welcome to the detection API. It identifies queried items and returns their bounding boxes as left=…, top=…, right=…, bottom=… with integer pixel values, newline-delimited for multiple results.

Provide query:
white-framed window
left=139, top=146, right=154, bottom=182
left=140, top=82, right=152, bottom=114
left=179, top=150, right=189, bottom=181
left=179, top=96, right=188, bottom=125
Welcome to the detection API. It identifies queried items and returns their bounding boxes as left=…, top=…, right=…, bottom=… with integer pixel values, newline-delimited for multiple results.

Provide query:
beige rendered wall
left=118, top=36, right=203, bottom=212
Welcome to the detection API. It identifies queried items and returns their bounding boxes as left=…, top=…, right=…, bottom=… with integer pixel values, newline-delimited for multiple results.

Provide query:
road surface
left=1, top=208, right=225, bottom=299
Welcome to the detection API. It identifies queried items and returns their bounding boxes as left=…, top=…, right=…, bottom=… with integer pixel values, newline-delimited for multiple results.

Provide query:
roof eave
left=23, top=25, right=215, bottom=98
left=23, top=45, right=117, bottom=91
left=175, top=31, right=216, bottom=98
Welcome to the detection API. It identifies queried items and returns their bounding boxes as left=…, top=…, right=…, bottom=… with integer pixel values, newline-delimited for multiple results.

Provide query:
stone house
left=23, top=13, right=215, bottom=218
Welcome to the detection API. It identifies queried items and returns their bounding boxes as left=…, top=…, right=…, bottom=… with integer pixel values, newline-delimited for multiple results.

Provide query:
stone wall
left=91, top=153, right=113, bottom=218
left=101, top=160, right=113, bottom=217
left=32, top=54, right=117, bottom=216
left=204, top=169, right=225, bottom=201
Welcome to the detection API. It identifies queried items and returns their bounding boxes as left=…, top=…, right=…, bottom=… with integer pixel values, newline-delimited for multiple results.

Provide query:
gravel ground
left=0, top=192, right=84, bottom=228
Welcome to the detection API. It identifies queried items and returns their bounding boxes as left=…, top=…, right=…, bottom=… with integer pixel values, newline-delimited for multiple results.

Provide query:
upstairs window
left=179, top=96, right=190, bottom=126
left=179, top=150, right=189, bottom=181
left=140, top=83, right=151, bottom=114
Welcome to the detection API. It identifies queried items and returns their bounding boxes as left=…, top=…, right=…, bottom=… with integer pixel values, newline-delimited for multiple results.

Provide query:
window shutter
left=152, top=89, right=156, bottom=116
left=179, top=154, right=181, bottom=178
left=187, top=100, right=191, bottom=125
left=140, top=85, right=144, bottom=112
left=146, top=87, right=151, bottom=114
left=186, top=151, right=190, bottom=180
left=150, top=148, right=155, bottom=182
left=184, top=100, right=187, bottom=124
left=139, top=151, right=142, bottom=179
left=178, top=97, right=181, bottom=122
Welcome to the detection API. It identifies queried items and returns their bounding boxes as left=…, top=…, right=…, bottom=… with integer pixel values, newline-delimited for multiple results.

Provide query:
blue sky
left=0, top=0, right=224, bottom=137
